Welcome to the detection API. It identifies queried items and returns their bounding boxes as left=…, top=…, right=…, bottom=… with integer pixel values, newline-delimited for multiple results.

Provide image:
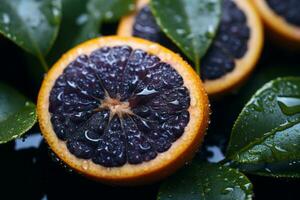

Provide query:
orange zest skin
left=252, top=0, right=300, bottom=49
left=117, top=0, right=264, bottom=97
left=37, top=36, right=210, bottom=185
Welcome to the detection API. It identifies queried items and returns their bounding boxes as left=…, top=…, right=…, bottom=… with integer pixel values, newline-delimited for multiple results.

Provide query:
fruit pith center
left=100, top=97, right=132, bottom=117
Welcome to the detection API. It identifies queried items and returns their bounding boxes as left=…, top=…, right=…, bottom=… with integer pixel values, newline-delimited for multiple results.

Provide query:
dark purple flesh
left=49, top=46, right=190, bottom=167
left=266, top=0, right=300, bottom=26
left=132, top=0, right=250, bottom=80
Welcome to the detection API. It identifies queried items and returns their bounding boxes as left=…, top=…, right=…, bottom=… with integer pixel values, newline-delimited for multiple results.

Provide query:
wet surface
left=132, top=0, right=250, bottom=80
left=266, top=0, right=300, bottom=26
left=49, top=46, right=190, bottom=166
left=0, top=10, right=300, bottom=200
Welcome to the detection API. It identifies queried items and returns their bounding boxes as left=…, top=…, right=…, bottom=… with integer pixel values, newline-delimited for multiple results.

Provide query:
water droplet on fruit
left=67, top=80, right=77, bottom=88
left=169, top=100, right=179, bottom=105
left=149, top=44, right=158, bottom=50
left=57, top=91, right=63, bottom=101
left=136, top=87, right=158, bottom=96
left=191, top=96, right=197, bottom=107
left=82, top=161, right=89, bottom=170
left=85, top=130, right=101, bottom=142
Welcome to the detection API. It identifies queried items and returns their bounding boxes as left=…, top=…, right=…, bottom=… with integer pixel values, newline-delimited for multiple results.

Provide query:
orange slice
left=37, top=36, right=209, bottom=185
left=118, top=0, right=263, bottom=97
left=252, top=0, right=300, bottom=49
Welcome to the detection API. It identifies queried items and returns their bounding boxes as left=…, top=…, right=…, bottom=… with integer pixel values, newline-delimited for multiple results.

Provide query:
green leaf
left=74, top=0, right=135, bottom=44
left=230, top=159, right=300, bottom=178
left=0, top=0, right=62, bottom=71
left=93, top=0, right=135, bottom=23
left=151, top=0, right=221, bottom=73
left=0, top=83, right=37, bottom=144
left=227, top=77, right=300, bottom=177
left=48, top=0, right=134, bottom=63
left=157, top=162, right=253, bottom=200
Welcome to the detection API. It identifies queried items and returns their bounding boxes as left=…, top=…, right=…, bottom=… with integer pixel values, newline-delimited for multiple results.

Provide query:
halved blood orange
left=37, top=36, right=209, bottom=185
left=118, top=0, right=264, bottom=96
left=252, top=0, right=300, bottom=49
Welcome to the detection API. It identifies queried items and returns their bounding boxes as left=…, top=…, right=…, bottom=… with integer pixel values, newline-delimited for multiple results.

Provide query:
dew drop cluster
left=132, top=0, right=250, bottom=80
left=49, top=45, right=190, bottom=167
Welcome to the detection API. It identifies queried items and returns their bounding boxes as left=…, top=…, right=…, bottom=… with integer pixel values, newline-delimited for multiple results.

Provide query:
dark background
left=0, top=23, right=300, bottom=200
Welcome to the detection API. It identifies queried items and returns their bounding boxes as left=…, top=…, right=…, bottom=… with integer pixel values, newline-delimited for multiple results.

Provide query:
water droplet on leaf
left=222, top=187, right=234, bottom=194
left=277, top=96, right=300, bottom=115
left=76, top=14, right=88, bottom=26
left=2, top=13, right=10, bottom=24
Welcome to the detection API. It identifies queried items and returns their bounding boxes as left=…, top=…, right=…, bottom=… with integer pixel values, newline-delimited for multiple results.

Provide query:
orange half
left=252, top=0, right=300, bottom=49
left=37, top=36, right=209, bottom=185
left=118, top=0, right=264, bottom=97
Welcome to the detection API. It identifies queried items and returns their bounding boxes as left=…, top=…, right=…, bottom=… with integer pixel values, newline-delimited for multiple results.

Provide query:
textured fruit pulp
left=49, top=46, right=191, bottom=167
left=132, top=0, right=250, bottom=80
left=266, top=0, right=300, bottom=26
